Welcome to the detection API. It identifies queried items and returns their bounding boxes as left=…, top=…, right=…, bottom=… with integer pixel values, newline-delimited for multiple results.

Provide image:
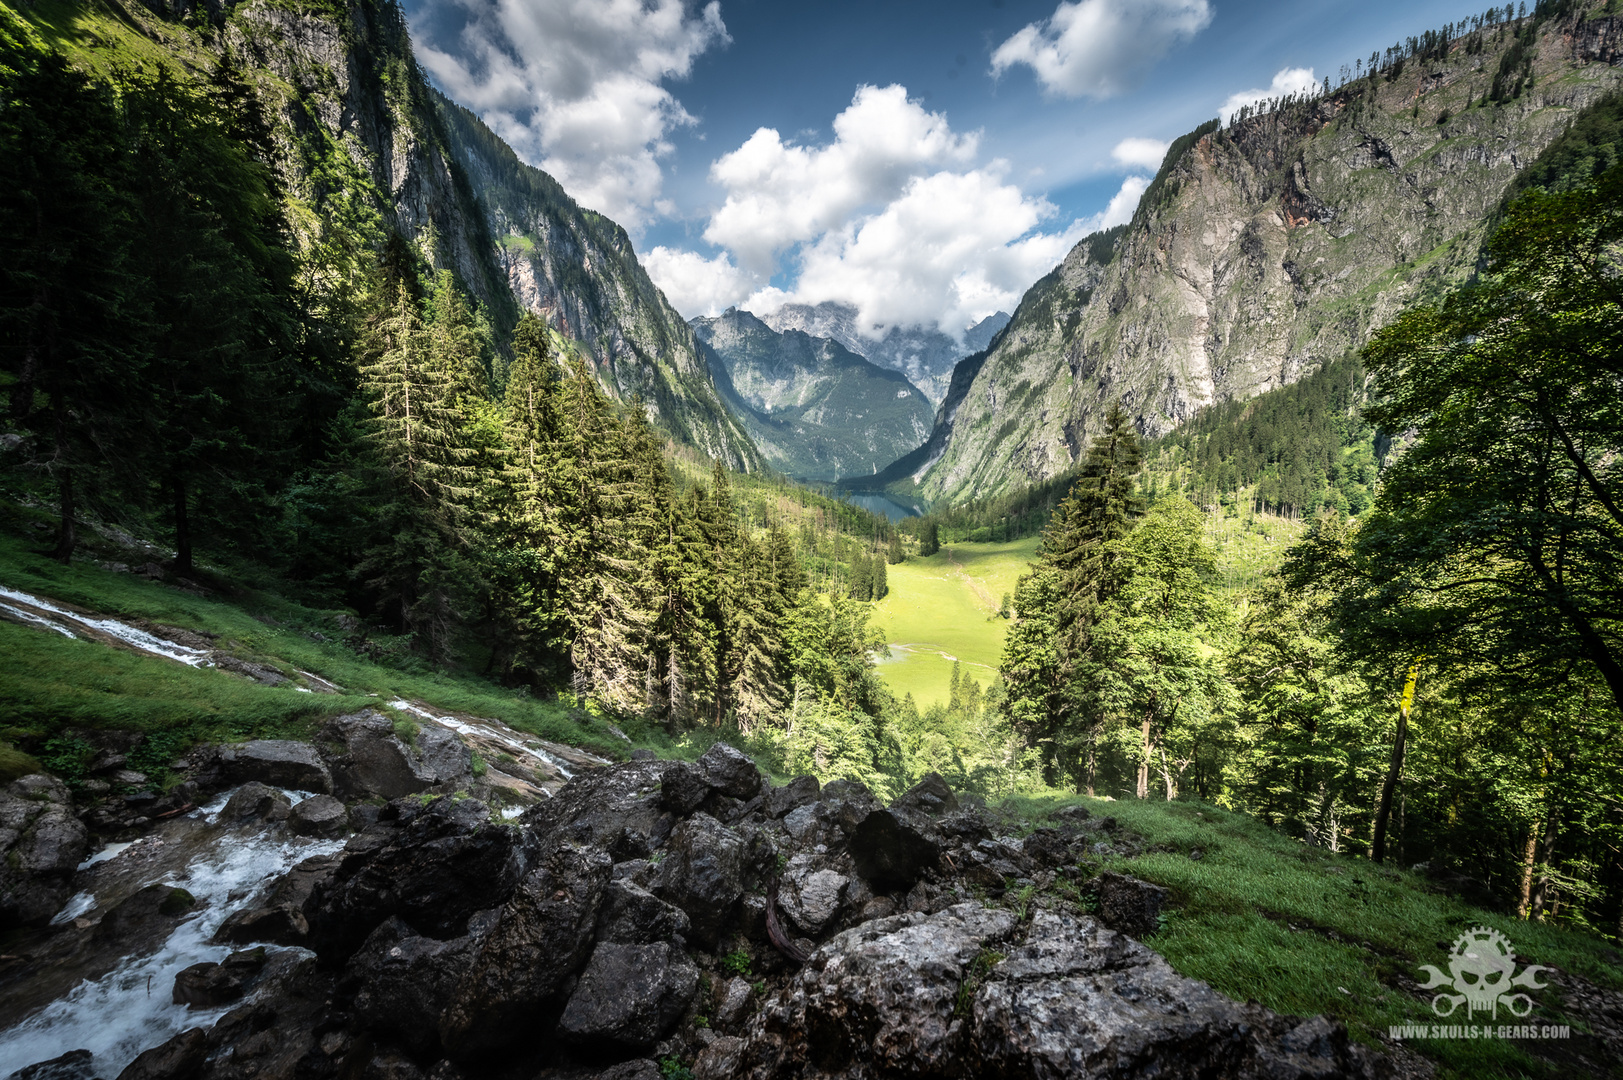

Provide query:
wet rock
left=558, top=940, right=699, bottom=1049
left=171, top=947, right=265, bottom=1009
left=848, top=806, right=942, bottom=892
left=440, top=841, right=612, bottom=1057
left=95, top=884, right=196, bottom=953
left=661, top=762, right=710, bottom=815
left=218, top=740, right=332, bottom=794
left=696, top=742, right=762, bottom=800
left=892, top=772, right=958, bottom=816
left=657, top=813, right=745, bottom=950
left=778, top=860, right=849, bottom=937
left=596, top=878, right=691, bottom=945
left=1092, top=870, right=1170, bottom=938
left=306, top=796, right=535, bottom=958
left=214, top=853, right=340, bottom=946
left=321, top=711, right=470, bottom=801
left=220, top=781, right=292, bottom=824
left=162, top=951, right=333, bottom=1080
left=349, top=917, right=476, bottom=1058
left=115, top=1027, right=207, bottom=1080
left=0, top=774, right=90, bottom=928
left=7, top=1049, right=95, bottom=1080
left=289, top=794, right=347, bottom=837
left=765, top=775, right=819, bottom=819
left=524, top=759, right=675, bottom=861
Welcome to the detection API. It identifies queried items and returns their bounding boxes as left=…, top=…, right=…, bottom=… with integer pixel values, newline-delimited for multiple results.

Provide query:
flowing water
left=0, top=584, right=213, bottom=666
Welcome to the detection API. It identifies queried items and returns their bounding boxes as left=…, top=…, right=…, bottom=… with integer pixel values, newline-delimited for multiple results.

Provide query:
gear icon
left=1449, top=926, right=1517, bottom=1013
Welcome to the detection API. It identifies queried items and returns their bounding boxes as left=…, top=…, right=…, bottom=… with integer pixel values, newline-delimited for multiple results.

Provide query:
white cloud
left=703, top=85, right=977, bottom=275
left=643, top=247, right=755, bottom=318
left=990, top=0, right=1212, bottom=99
left=410, top=0, right=728, bottom=227
left=1219, top=67, right=1320, bottom=123
left=1111, top=137, right=1169, bottom=172
left=1078, top=175, right=1151, bottom=233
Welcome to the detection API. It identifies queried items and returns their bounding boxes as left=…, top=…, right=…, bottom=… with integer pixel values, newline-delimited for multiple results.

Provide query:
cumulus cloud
left=642, top=247, right=753, bottom=318
left=410, top=0, right=728, bottom=227
left=1112, top=137, right=1170, bottom=172
left=647, top=85, right=1088, bottom=336
left=1077, top=175, right=1151, bottom=234
left=1219, top=67, right=1320, bottom=123
left=991, top=0, right=1212, bottom=99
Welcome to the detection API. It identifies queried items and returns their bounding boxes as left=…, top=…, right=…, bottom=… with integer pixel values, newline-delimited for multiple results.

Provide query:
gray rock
left=661, top=762, right=711, bottom=815
left=596, top=877, right=692, bottom=945
left=321, top=711, right=469, bottom=801
left=657, top=813, right=746, bottom=950
left=289, top=794, right=347, bottom=837
left=220, top=781, right=292, bottom=824
left=6, top=1049, right=95, bottom=1080
left=0, top=774, right=90, bottom=927
left=781, top=803, right=820, bottom=842
left=559, top=941, right=699, bottom=1049
left=349, top=916, right=475, bottom=1058
left=1092, top=870, right=1171, bottom=938
left=694, top=1035, right=746, bottom=1080
left=819, top=778, right=880, bottom=833
left=219, top=740, right=332, bottom=794
left=778, top=860, right=849, bottom=937
left=588, top=1062, right=662, bottom=1080
left=893, top=772, right=958, bottom=816
left=116, top=1028, right=207, bottom=1080
left=848, top=805, right=942, bottom=892
left=440, top=841, right=612, bottom=1056
left=110, top=769, right=148, bottom=786
left=716, top=975, right=753, bottom=1028
left=171, top=948, right=265, bottom=1009
left=95, top=884, right=197, bottom=953
left=523, top=759, right=676, bottom=861
left=214, top=852, right=340, bottom=946
left=697, top=742, right=762, bottom=800
left=765, top=775, right=820, bottom=819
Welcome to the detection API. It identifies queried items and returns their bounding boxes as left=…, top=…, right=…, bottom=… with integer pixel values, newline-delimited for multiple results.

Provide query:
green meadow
left=868, top=536, right=1039, bottom=707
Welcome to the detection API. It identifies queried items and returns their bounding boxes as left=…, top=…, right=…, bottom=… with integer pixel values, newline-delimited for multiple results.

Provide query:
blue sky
left=404, top=0, right=1475, bottom=335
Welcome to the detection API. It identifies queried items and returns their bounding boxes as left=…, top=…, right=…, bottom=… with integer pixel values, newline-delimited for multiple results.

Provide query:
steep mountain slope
left=45, top=0, right=758, bottom=469
left=692, top=309, right=932, bottom=481
left=761, top=301, right=1009, bottom=405
left=909, top=6, right=1623, bottom=502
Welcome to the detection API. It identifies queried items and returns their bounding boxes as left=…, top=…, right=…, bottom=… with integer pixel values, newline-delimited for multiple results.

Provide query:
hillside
left=902, top=3, right=1623, bottom=502
left=692, top=309, right=933, bottom=482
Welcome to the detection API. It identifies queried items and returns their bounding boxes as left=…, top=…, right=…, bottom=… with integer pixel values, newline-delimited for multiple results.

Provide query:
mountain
left=219, top=0, right=757, bottom=468
left=691, top=309, right=933, bottom=482
left=897, top=6, right=1623, bottom=503
left=759, top=301, right=1010, bottom=405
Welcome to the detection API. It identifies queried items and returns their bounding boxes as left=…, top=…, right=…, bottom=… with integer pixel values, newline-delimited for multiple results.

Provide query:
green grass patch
left=1000, top=793, right=1623, bottom=1078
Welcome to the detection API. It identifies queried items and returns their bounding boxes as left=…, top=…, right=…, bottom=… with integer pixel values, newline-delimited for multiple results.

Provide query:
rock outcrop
left=0, top=775, right=90, bottom=928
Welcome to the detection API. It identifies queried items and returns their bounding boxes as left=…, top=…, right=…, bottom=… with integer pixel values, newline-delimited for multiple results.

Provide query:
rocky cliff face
left=911, top=11, right=1623, bottom=502
left=691, top=310, right=933, bottom=482
left=214, top=0, right=758, bottom=468
left=761, top=302, right=1009, bottom=406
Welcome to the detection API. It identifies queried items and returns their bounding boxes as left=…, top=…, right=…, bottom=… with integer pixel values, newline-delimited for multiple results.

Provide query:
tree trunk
left=1517, top=823, right=1538, bottom=919
left=1371, top=663, right=1420, bottom=863
left=1160, top=747, right=1176, bottom=800
left=172, top=474, right=192, bottom=575
left=1137, top=711, right=1152, bottom=799
left=1529, top=804, right=1560, bottom=921
left=1084, top=725, right=1098, bottom=798
left=52, top=465, right=76, bottom=564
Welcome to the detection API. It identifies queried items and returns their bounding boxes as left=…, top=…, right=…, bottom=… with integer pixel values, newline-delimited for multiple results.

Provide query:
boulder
left=95, top=884, right=196, bottom=954
left=7, top=1049, right=96, bottom=1080
left=558, top=941, right=700, bottom=1049
left=220, top=782, right=292, bottom=824
left=524, top=759, right=676, bottom=861
left=0, top=774, right=90, bottom=928
left=214, top=853, right=340, bottom=946
left=321, top=711, right=470, bottom=801
left=288, top=794, right=347, bottom=838
left=778, top=859, right=849, bottom=937
left=892, top=772, right=958, bottom=816
left=657, top=813, right=745, bottom=950
left=349, top=917, right=477, bottom=1058
left=218, top=740, right=332, bottom=794
left=305, top=797, right=536, bottom=958
left=694, top=1037, right=746, bottom=1080
left=819, top=779, right=880, bottom=834
left=1019, top=827, right=1073, bottom=870
left=661, top=762, right=711, bottom=815
left=172, top=948, right=264, bottom=1008
left=765, top=775, right=820, bottom=819
left=696, top=742, right=762, bottom=800
left=1092, top=870, right=1171, bottom=938
left=596, top=878, right=692, bottom=945
left=587, top=1063, right=662, bottom=1080
left=439, top=841, right=612, bottom=1057
left=114, top=1027, right=207, bottom=1080
left=715, top=975, right=753, bottom=1028
left=848, top=806, right=942, bottom=891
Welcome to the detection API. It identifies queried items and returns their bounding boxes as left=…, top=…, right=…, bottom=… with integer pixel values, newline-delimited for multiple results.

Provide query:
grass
left=999, top=792, right=1623, bottom=1079
left=868, top=537, right=1038, bottom=706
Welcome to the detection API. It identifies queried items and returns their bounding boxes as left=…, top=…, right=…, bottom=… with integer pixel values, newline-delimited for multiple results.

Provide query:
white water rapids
left=0, top=792, right=343, bottom=1077
left=0, top=585, right=213, bottom=667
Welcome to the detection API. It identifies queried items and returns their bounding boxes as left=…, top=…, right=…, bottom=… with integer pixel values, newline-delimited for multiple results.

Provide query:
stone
left=110, top=769, right=148, bottom=786
left=1092, top=870, right=1171, bottom=938
left=819, top=779, right=880, bottom=833
left=95, top=884, right=196, bottom=953
left=0, top=774, right=90, bottom=928
left=114, top=1027, right=208, bottom=1080
left=288, top=794, right=347, bottom=837
left=321, top=711, right=471, bottom=801
left=524, top=759, right=676, bottom=861
left=657, top=813, right=745, bottom=950
left=780, top=803, right=820, bottom=842
left=696, top=742, right=762, bottom=800
left=349, top=917, right=476, bottom=1059
left=715, top=975, right=753, bottom=1028
left=1020, top=826, right=1073, bottom=869
left=1052, top=803, right=1092, bottom=823
left=693, top=1036, right=746, bottom=1080
left=765, top=775, right=819, bottom=819
left=778, top=861, right=849, bottom=937
left=219, top=740, right=332, bottom=794
left=439, top=841, right=612, bottom=1056
left=172, top=954, right=252, bottom=1009
left=214, top=853, right=340, bottom=946
left=558, top=941, right=700, bottom=1049
left=892, top=772, right=959, bottom=816
left=220, top=781, right=292, bottom=824
left=588, top=1063, right=662, bottom=1080
left=847, top=806, right=942, bottom=892
left=661, top=762, right=711, bottom=815
left=6, top=1049, right=95, bottom=1080
left=596, top=878, right=692, bottom=945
